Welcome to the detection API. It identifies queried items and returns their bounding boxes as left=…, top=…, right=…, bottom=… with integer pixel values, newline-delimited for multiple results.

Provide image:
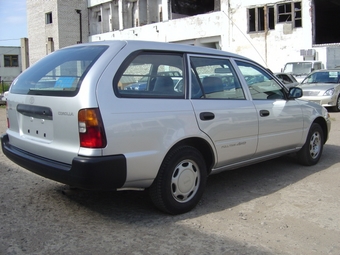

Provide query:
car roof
left=65, top=40, right=252, bottom=62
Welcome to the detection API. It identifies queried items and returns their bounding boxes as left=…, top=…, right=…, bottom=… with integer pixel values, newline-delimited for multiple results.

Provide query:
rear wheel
left=149, top=146, right=207, bottom=215
left=297, top=123, right=324, bottom=166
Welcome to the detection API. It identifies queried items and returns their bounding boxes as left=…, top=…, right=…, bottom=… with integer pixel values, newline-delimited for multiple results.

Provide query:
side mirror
left=288, top=87, right=302, bottom=99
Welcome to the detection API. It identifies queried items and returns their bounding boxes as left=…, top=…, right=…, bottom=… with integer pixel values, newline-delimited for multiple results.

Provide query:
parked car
left=0, top=91, right=8, bottom=105
left=282, top=61, right=324, bottom=82
left=298, top=69, right=340, bottom=111
left=124, top=71, right=182, bottom=91
left=124, top=81, right=147, bottom=90
left=274, top=72, right=299, bottom=88
left=1, top=40, right=331, bottom=214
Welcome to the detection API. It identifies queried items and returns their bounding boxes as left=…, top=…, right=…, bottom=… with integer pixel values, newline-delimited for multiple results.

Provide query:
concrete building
left=0, top=46, right=22, bottom=83
left=27, top=0, right=340, bottom=72
left=27, top=0, right=88, bottom=65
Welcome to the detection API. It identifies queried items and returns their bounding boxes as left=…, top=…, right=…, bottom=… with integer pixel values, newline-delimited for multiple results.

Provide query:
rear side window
left=190, top=56, right=245, bottom=99
left=116, top=52, right=185, bottom=99
left=10, top=46, right=108, bottom=96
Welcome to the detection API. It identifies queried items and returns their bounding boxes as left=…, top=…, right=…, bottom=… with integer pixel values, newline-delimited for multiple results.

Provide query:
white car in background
left=0, top=91, right=8, bottom=105
left=274, top=72, right=300, bottom=88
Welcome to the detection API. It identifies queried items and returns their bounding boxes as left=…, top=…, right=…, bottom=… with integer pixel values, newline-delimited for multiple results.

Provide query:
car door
left=234, top=60, right=304, bottom=157
left=188, top=55, right=259, bottom=167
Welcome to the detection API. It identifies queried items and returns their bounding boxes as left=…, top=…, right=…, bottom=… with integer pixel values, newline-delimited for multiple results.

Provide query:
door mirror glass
left=288, top=87, right=302, bottom=99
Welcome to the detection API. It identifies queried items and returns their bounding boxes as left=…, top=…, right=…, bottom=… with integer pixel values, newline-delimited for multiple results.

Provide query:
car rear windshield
left=10, top=45, right=108, bottom=96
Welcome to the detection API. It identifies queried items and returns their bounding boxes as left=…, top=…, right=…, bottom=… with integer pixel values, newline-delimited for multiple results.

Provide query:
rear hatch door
left=6, top=42, right=126, bottom=164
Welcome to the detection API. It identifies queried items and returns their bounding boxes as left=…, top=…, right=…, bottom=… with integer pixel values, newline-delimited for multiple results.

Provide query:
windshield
left=283, top=62, right=313, bottom=75
left=301, top=71, right=340, bottom=84
left=10, top=45, right=108, bottom=96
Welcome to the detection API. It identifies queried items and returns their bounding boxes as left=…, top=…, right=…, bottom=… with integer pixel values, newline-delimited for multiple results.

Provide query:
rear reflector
left=6, top=103, right=9, bottom=128
left=78, top=108, right=107, bottom=148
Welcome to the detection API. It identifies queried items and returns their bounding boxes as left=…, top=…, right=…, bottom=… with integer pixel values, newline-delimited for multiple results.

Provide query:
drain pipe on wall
left=76, top=9, right=83, bottom=44
left=264, top=5, right=268, bottom=68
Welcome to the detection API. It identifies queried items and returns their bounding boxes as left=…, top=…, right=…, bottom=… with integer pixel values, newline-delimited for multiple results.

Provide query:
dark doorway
left=314, top=0, right=340, bottom=44
left=171, top=0, right=215, bottom=16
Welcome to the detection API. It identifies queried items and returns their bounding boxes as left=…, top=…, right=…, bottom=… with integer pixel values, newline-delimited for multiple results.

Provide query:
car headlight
left=323, top=88, right=334, bottom=96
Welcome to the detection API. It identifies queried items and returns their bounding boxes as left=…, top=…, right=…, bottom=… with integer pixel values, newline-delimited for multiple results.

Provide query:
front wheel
left=297, top=123, right=324, bottom=166
left=332, top=95, right=340, bottom=112
left=149, top=146, right=207, bottom=215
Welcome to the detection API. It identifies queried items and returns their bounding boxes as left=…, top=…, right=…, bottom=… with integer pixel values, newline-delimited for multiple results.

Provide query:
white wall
left=88, top=0, right=314, bottom=72
left=228, top=0, right=313, bottom=71
left=27, top=0, right=88, bottom=65
left=26, top=0, right=314, bottom=72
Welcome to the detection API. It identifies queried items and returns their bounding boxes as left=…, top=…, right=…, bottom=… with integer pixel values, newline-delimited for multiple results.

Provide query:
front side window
left=10, top=46, right=108, bottom=96
left=4, top=55, right=18, bottom=67
left=236, top=61, right=285, bottom=100
left=190, top=56, right=245, bottom=99
left=116, top=52, right=184, bottom=99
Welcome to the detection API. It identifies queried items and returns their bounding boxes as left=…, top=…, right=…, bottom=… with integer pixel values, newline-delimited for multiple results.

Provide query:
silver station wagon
left=1, top=40, right=331, bottom=214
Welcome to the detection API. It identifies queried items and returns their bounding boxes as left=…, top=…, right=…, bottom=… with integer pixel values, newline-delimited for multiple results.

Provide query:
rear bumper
left=1, top=134, right=127, bottom=190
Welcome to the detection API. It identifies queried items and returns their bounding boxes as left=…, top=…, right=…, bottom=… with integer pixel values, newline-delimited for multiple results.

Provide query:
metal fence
left=0, top=79, right=12, bottom=93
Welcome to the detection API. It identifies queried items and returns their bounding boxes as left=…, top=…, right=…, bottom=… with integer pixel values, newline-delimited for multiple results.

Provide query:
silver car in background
left=299, top=69, right=340, bottom=111
left=1, top=40, right=331, bottom=214
left=274, top=72, right=300, bottom=88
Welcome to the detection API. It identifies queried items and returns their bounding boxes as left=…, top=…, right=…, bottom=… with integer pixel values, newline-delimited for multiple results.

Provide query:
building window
left=4, top=55, right=19, bottom=67
left=294, top=2, right=302, bottom=28
left=96, top=11, right=101, bottom=22
left=248, top=6, right=274, bottom=32
left=268, top=6, right=275, bottom=29
left=248, top=2, right=301, bottom=32
left=46, top=12, right=52, bottom=24
left=277, top=2, right=302, bottom=28
left=277, top=3, right=291, bottom=22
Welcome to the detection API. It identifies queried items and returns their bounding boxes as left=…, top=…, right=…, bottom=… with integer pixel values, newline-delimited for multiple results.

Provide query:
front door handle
left=259, top=110, right=270, bottom=117
left=200, top=112, right=215, bottom=121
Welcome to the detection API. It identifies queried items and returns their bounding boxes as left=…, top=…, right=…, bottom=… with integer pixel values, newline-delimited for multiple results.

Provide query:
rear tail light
left=78, top=108, right=107, bottom=148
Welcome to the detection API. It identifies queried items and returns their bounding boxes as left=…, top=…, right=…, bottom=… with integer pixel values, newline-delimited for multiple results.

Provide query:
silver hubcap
left=171, top=160, right=200, bottom=203
left=309, top=131, right=321, bottom=159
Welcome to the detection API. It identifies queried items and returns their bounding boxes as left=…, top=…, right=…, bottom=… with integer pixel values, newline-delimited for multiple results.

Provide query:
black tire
left=149, top=146, right=207, bottom=215
left=332, top=95, right=340, bottom=112
left=297, top=123, right=324, bottom=166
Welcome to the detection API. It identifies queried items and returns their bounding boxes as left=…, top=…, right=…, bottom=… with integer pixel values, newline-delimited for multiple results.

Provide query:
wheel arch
left=167, top=137, right=215, bottom=175
left=313, top=116, right=329, bottom=143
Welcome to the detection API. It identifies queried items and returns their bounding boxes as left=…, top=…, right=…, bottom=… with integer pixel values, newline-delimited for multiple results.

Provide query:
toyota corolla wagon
left=1, top=40, right=331, bottom=214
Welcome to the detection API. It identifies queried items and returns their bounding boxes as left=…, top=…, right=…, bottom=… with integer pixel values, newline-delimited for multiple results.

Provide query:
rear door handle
left=200, top=112, right=215, bottom=121
left=259, top=110, right=270, bottom=117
